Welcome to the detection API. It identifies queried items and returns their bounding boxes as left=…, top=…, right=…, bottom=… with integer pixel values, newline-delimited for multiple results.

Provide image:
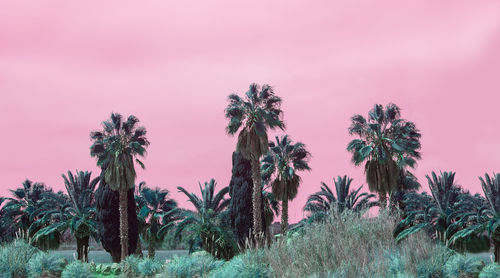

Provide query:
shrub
left=120, top=255, right=141, bottom=277
left=61, top=261, right=95, bottom=278
left=137, top=258, right=163, bottom=277
left=0, top=240, right=39, bottom=278
left=93, top=263, right=121, bottom=276
left=163, top=254, right=224, bottom=278
left=27, top=252, right=67, bottom=278
left=443, top=254, right=483, bottom=278
left=208, top=250, right=271, bottom=278
left=479, top=263, right=500, bottom=278
left=259, top=211, right=453, bottom=277
left=416, top=245, right=452, bottom=278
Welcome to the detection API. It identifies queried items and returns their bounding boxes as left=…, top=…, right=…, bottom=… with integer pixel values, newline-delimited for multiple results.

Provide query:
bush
left=416, top=245, right=452, bottom=278
left=208, top=250, right=271, bottom=278
left=27, top=252, right=67, bottom=278
left=137, top=258, right=163, bottom=277
left=443, top=254, right=483, bottom=278
left=92, top=263, right=121, bottom=276
left=120, top=255, right=141, bottom=277
left=61, top=261, right=95, bottom=278
left=163, top=254, right=224, bottom=278
left=0, top=240, right=39, bottom=278
left=479, top=263, right=500, bottom=278
left=258, top=211, right=454, bottom=277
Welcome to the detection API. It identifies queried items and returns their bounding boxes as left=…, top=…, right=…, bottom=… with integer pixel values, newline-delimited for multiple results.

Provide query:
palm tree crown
left=347, top=103, right=421, bottom=207
left=304, top=175, right=378, bottom=217
left=90, top=113, right=149, bottom=191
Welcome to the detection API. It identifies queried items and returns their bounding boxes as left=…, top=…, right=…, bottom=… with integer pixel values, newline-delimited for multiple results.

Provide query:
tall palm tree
left=304, top=175, right=378, bottom=218
left=225, top=83, right=285, bottom=238
left=31, top=171, right=99, bottom=261
left=262, top=189, right=280, bottom=244
left=90, top=113, right=149, bottom=260
left=176, top=179, right=236, bottom=259
left=261, top=135, right=311, bottom=235
left=136, top=182, right=181, bottom=258
left=394, top=171, right=462, bottom=244
left=448, top=173, right=500, bottom=262
left=347, top=103, right=421, bottom=209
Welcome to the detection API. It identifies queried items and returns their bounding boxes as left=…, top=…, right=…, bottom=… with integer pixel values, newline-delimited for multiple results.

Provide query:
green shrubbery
left=443, top=254, right=484, bottom=278
left=61, top=261, right=95, bottom=278
left=0, top=240, right=39, bottom=278
left=163, top=253, right=224, bottom=278
left=207, top=250, right=270, bottom=278
left=479, top=263, right=500, bottom=278
left=27, top=252, right=67, bottom=278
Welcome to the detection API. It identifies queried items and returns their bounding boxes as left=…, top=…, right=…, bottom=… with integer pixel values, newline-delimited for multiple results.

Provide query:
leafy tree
left=347, top=103, right=421, bottom=209
left=448, top=173, right=500, bottom=262
left=90, top=113, right=149, bottom=260
left=389, top=170, right=421, bottom=213
left=135, top=182, right=181, bottom=258
left=261, top=135, right=311, bottom=235
left=225, top=83, right=285, bottom=239
left=30, top=171, right=99, bottom=261
left=228, top=151, right=256, bottom=246
left=304, top=175, right=378, bottom=218
left=95, top=178, right=138, bottom=262
left=394, top=171, right=463, bottom=244
left=176, top=179, right=237, bottom=260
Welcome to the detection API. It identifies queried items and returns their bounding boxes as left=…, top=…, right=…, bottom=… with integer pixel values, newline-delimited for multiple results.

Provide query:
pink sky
left=1, top=1, right=500, bottom=223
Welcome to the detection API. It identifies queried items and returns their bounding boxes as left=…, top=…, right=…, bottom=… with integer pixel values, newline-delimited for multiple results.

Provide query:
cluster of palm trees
left=0, top=83, right=498, bottom=264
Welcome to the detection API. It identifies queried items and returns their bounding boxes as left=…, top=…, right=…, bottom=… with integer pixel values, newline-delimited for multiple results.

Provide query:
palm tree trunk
left=379, top=191, right=387, bottom=210
left=251, top=156, right=263, bottom=243
left=281, top=198, right=288, bottom=236
left=148, top=242, right=155, bottom=258
left=119, top=189, right=129, bottom=261
left=76, top=236, right=90, bottom=262
left=494, top=239, right=500, bottom=263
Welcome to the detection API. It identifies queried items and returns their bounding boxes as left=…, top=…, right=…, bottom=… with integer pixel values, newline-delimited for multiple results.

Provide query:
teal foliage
left=92, top=263, right=121, bottom=276
left=120, top=255, right=141, bottom=276
left=165, top=255, right=224, bottom=278
left=61, top=261, right=95, bottom=278
left=479, top=263, right=500, bottom=278
left=415, top=245, right=452, bottom=278
left=208, top=251, right=271, bottom=278
left=0, top=240, right=39, bottom=278
left=137, top=258, right=163, bottom=276
left=443, top=254, right=483, bottom=278
left=27, top=252, right=66, bottom=278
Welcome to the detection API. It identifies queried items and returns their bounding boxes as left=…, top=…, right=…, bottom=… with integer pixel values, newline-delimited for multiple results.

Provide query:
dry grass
left=259, top=211, right=451, bottom=277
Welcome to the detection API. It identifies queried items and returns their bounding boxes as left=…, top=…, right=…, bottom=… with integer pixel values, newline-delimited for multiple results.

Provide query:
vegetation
left=176, top=179, right=237, bottom=259
left=2, top=98, right=500, bottom=278
left=261, top=135, right=311, bottom=235
left=90, top=113, right=150, bottom=260
left=304, top=175, right=378, bottom=220
left=135, top=182, right=181, bottom=258
left=31, top=171, right=99, bottom=262
left=95, top=180, right=138, bottom=262
left=347, top=103, right=421, bottom=209
left=225, top=83, right=285, bottom=240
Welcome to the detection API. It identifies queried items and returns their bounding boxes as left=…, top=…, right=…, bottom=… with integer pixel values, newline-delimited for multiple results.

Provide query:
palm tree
left=347, top=103, right=421, bottom=209
left=176, top=179, right=236, bottom=259
left=90, top=113, right=149, bottom=260
left=2, top=180, right=47, bottom=237
left=262, top=189, right=280, bottom=244
left=135, top=182, right=181, bottom=258
left=225, top=83, right=285, bottom=239
left=304, top=175, right=378, bottom=218
left=389, top=170, right=421, bottom=213
left=2, top=180, right=61, bottom=249
left=30, top=171, right=99, bottom=261
left=448, top=173, right=500, bottom=263
left=261, top=135, right=311, bottom=235
left=394, top=171, right=462, bottom=244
